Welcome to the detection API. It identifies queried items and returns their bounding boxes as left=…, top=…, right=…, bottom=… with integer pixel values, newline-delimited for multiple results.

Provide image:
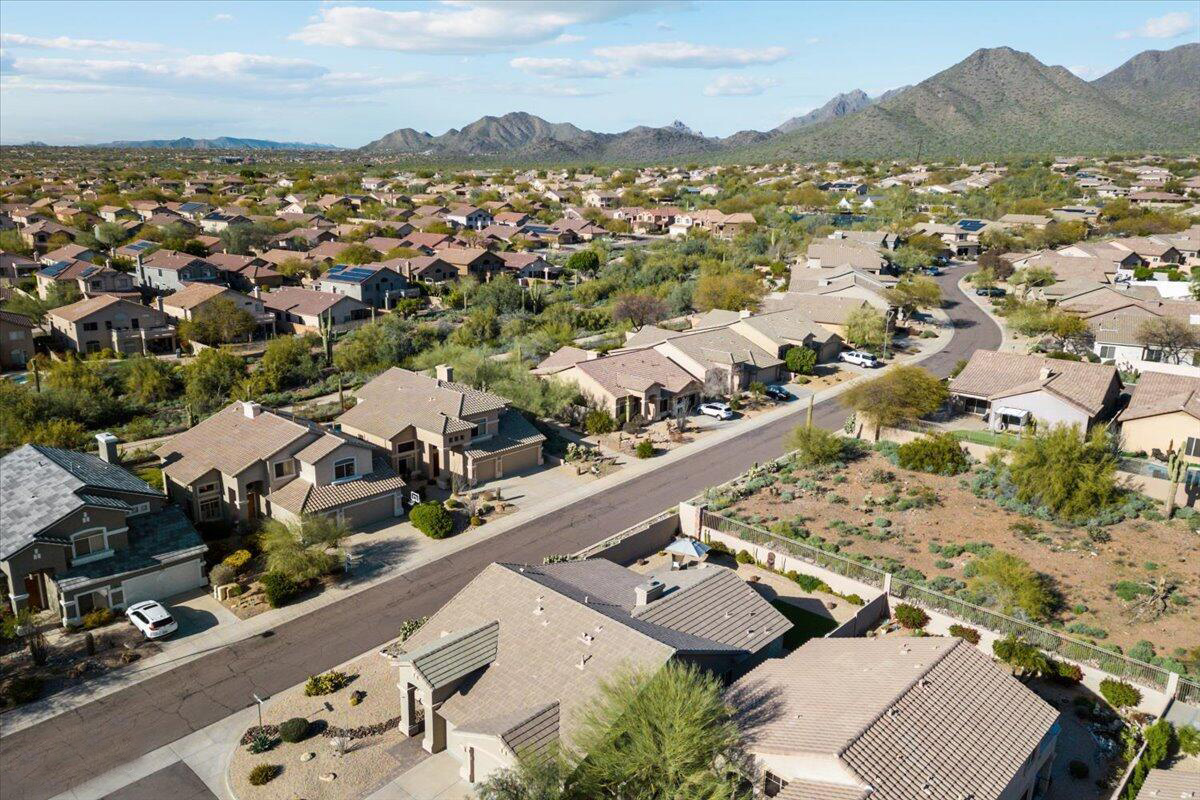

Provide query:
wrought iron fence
left=703, top=509, right=1177, bottom=694
left=1177, top=677, right=1200, bottom=706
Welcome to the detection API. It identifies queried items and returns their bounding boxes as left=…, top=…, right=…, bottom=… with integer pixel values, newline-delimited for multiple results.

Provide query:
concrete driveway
left=151, top=589, right=239, bottom=653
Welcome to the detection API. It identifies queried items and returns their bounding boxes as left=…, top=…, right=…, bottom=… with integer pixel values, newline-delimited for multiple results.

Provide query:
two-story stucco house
left=157, top=401, right=407, bottom=528
left=136, top=250, right=221, bottom=293
left=260, top=286, right=372, bottom=335
left=336, top=366, right=545, bottom=488
left=0, top=309, right=36, bottom=369
left=1, top=438, right=207, bottom=626
left=46, top=295, right=177, bottom=355
left=312, top=263, right=414, bottom=309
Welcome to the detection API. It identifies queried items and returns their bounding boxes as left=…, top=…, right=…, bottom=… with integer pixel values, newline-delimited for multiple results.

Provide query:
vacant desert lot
left=717, top=451, right=1199, bottom=666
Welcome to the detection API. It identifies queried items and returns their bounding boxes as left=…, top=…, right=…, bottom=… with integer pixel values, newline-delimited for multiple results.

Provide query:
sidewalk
left=3, top=315, right=953, bottom=741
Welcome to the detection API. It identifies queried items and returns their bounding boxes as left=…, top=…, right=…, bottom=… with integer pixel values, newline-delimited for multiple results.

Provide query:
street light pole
left=252, top=692, right=269, bottom=733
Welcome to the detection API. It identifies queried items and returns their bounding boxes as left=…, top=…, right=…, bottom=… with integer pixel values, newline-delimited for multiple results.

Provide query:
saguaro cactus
left=1165, top=448, right=1186, bottom=519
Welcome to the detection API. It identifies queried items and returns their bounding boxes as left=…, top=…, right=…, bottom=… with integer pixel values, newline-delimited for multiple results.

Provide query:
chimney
left=242, top=401, right=262, bottom=419
left=435, top=364, right=454, bottom=382
left=155, top=295, right=164, bottom=312
left=252, top=285, right=261, bottom=299
left=739, top=308, right=752, bottom=318
left=634, top=578, right=665, bottom=607
left=95, top=432, right=119, bottom=464
left=1038, top=366, right=1053, bottom=381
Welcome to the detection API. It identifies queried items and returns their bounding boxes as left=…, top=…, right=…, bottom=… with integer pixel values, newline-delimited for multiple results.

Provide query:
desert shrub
left=842, top=593, right=865, bottom=605
left=260, top=572, right=298, bottom=608
left=349, top=690, right=365, bottom=706
left=967, top=551, right=1056, bottom=621
left=948, top=624, right=981, bottom=645
left=223, top=549, right=252, bottom=572
left=304, top=670, right=352, bottom=696
left=786, top=425, right=845, bottom=466
left=469, top=514, right=483, bottom=526
left=785, top=345, right=817, bottom=375
left=896, top=433, right=970, bottom=475
left=210, top=562, right=236, bottom=587
left=1067, top=622, right=1108, bottom=639
left=226, top=585, right=243, bottom=597
left=873, top=516, right=891, bottom=529
left=635, top=439, right=654, bottom=459
left=248, top=764, right=281, bottom=786
left=735, top=550, right=755, bottom=565
left=4, top=675, right=43, bottom=705
left=1068, top=760, right=1089, bottom=779
left=247, top=731, right=275, bottom=754
left=81, top=609, right=116, bottom=630
left=278, top=717, right=310, bottom=743
left=1179, top=725, right=1200, bottom=756
left=893, top=603, right=929, bottom=629
left=584, top=409, right=616, bottom=435
left=1008, top=424, right=1119, bottom=521
left=1048, top=660, right=1083, bottom=684
left=789, top=572, right=829, bottom=593
left=1099, top=678, right=1142, bottom=710
left=410, top=501, right=454, bottom=539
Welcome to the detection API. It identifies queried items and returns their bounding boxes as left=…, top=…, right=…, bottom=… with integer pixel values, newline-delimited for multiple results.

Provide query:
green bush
left=410, top=501, right=454, bottom=539
left=893, top=603, right=929, bottom=629
left=948, top=624, right=980, bottom=645
left=260, top=572, right=298, bottom=608
left=82, top=609, right=116, bottom=630
left=278, top=717, right=310, bottom=743
left=896, top=433, right=970, bottom=475
left=786, top=425, right=845, bottom=466
left=1048, top=659, right=1083, bottom=684
left=304, top=670, right=352, bottom=696
left=735, top=550, right=755, bottom=565
left=248, top=764, right=281, bottom=786
left=209, top=562, right=236, bottom=587
left=789, top=572, right=829, bottom=593
left=1099, top=678, right=1142, bottom=710
left=1179, top=725, right=1200, bottom=756
left=247, top=731, right=275, bottom=754
left=223, top=549, right=252, bottom=572
left=635, top=439, right=654, bottom=459
left=785, top=346, right=817, bottom=376
left=4, top=675, right=43, bottom=705
left=584, top=409, right=616, bottom=435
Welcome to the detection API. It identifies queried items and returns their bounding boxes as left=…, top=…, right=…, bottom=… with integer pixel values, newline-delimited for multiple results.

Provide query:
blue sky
left=0, top=1, right=1197, bottom=146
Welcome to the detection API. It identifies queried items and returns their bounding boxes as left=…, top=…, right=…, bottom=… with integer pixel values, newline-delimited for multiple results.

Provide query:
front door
left=246, top=481, right=263, bottom=521
left=429, top=446, right=440, bottom=479
left=23, top=573, right=45, bottom=611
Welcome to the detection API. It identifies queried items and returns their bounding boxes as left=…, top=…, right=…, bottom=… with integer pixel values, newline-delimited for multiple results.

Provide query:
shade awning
left=994, top=406, right=1030, bottom=418
left=664, top=538, right=710, bottom=558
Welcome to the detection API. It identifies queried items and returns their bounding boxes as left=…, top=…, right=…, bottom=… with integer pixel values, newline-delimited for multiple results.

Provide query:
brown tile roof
left=731, top=638, right=1059, bottom=800
left=461, top=410, right=545, bottom=459
left=574, top=348, right=700, bottom=395
left=1134, top=768, right=1200, bottom=799
left=532, top=345, right=591, bottom=375
left=158, top=402, right=311, bottom=485
left=949, top=351, right=1118, bottom=415
left=161, top=282, right=234, bottom=311
left=338, top=367, right=509, bottom=439
left=49, top=294, right=133, bottom=323
left=1118, top=370, right=1200, bottom=423
left=759, top=293, right=870, bottom=325
left=268, top=456, right=405, bottom=515
left=261, top=286, right=353, bottom=317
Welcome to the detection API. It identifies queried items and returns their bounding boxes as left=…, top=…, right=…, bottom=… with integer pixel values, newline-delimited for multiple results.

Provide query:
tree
left=180, top=297, right=256, bottom=345
left=46, top=355, right=106, bottom=394
left=992, top=635, right=1049, bottom=681
left=1008, top=267, right=1056, bottom=299
left=184, top=347, right=246, bottom=412
left=612, top=293, right=668, bottom=331
left=884, top=276, right=942, bottom=319
left=1136, top=316, right=1198, bottom=365
left=571, top=662, right=750, bottom=800
left=219, top=223, right=271, bottom=255
left=970, top=266, right=997, bottom=290
left=693, top=271, right=763, bottom=312
left=258, top=335, right=319, bottom=391
left=94, top=221, right=129, bottom=248
left=258, top=515, right=347, bottom=583
left=785, top=346, right=817, bottom=375
left=1045, top=312, right=1092, bottom=354
left=1008, top=423, right=1118, bottom=520
left=787, top=425, right=845, bottom=466
left=841, top=365, right=947, bottom=438
left=451, top=308, right=501, bottom=346
left=844, top=306, right=888, bottom=351
left=124, top=356, right=177, bottom=403
left=978, top=249, right=1014, bottom=280
left=968, top=551, right=1056, bottom=620
left=339, top=243, right=381, bottom=265
left=565, top=250, right=600, bottom=275
left=477, top=750, right=572, bottom=800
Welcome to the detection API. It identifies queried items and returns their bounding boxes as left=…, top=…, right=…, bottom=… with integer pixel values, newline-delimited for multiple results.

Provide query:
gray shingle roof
left=397, top=620, right=500, bottom=689
left=56, top=507, right=206, bottom=585
left=1, top=444, right=160, bottom=560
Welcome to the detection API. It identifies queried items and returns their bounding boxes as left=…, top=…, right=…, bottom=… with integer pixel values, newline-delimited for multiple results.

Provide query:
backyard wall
left=826, top=590, right=890, bottom=638
left=573, top=510, right=680, bottom=565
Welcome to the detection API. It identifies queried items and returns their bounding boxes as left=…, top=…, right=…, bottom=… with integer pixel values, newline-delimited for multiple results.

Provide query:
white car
left=125, top=600, right=178, bottom=639
left=698, top=402, right=734, bottom=420
left=840, top=350, right=881, bottom=368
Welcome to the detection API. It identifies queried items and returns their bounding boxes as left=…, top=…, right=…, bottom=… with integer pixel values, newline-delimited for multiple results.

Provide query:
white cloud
left=1067, top=64, right=1102, bottom=79
left=1116, top=11, right=1194, bottom=39
left=213, top=13, right=234, bottom=22
left=553, top=33, right=585, bottom=45
left=291, top=1, right=676, bottom=54
left=592, top=41, right=788, bottom=69
left=703, top=74, right=778, bottom=97
left=0, top=33, right=163, bottom=52
left=509, top=56, right=627, bottom=79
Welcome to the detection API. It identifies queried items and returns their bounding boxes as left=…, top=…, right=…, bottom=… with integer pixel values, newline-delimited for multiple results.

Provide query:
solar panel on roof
left=41, top=261, right=71, bottom=277
left=956, top=219, right=985, bottom=232
left=80, top=266, right=99, bottom=278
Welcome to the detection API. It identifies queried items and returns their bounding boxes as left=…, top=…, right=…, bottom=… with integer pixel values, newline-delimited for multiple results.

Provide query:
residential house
left=758, top=293, right=875, bottom=339
left=437, top=247, right=505, bottom=280
left=949, top=350, right=1121, bottom=432
left=261, top=286, right=371, bottom=335
left=1, top=439, right=207, bottom=625
left=36, top=260, right=136, bottom=300
left=336, top=365, right=545, bottom=487
left=1084, top=299, right=1200, bottom=375
left=158, top=402, right=406, bottom=527
left=383, top=256, right=457, bottom=284
left=729, top=637, right=1059, bottom=800
left=802, top=240, right=890, bottom=274
left=582, top=190, right=619, bottom=209
left=446, top=204, right=493, bottom=230
left=47, top=295, right=176, bottom=355
left=382, top=558, right=790, bottom=785
left=548, top=347, right=702, bottom=422
left=137, top=250, right=220, bottom=293
left=497, top=252, right=559, bottom=282
left=199, top=211, right=250, bottom=234
left=39, top=243, right=96, bottom=265
left=21, top=219, right=79, bottom=250
left=0, top=251, right=40, bottom=284
left=1117, top=371, right=1200, bottom=464
left=0, top=309, right=36, bottom=368
left=725, top=308, right=843, bottom=364
left=313, top=263, right=413, bottom=308
left=159, top=282, right=273, bottom=332
left=997, top=213, right=1052, bottom=229
left=641, top=325, right=787, bottom=395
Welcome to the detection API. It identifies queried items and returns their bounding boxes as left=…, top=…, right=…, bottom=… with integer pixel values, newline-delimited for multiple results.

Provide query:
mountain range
left=358, top=43, right=1198, bottom=163
left=94, top=136, right=341, bottom=151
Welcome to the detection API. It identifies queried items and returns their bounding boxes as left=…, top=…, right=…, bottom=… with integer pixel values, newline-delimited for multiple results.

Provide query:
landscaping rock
left=319, top=773, right=336, bottom=782
left=300, top=752, right=315, bottom=762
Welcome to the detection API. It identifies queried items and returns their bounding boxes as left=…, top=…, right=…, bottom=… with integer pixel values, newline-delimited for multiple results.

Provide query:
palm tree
left=257, top=515, right=348, bottom=582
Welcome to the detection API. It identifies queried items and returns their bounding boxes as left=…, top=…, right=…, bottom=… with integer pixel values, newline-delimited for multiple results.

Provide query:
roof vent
left=579, top=632, right=594, bottom=645
left=435, top=363, right=454, bottom=382
left=1038, top=366, right=1053, bottom=381
left=577, top=654, right=591, bottom=670
left=635, top=578, right=665, bottom=606
left=242, top=401, right=262, bottom=419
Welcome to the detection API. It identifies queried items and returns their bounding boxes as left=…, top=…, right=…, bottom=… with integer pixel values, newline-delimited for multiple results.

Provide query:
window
left=72, top=531, right=107, bottom=559
left=396, top=441, right=416, bottom=453
left=764, top=773, right=788, bottom=798
left=1099, top=345, right=1116, bottom=359
left=273, top=459, right=296, bottom=479
left=1187, top=437, right=1200, bottom=458
left=197, top=482, right=218, bottom=496
left=131, top=318, right=139, bottom=329
left=1144, top=348, right=1164, bottom=363
left=105, top=320, right=113, bottom=330
left=82, top=322, right=98, bottom=332
left=334, top=458, right=356, bottom=480
left=199, top=497, right=222, bottom=521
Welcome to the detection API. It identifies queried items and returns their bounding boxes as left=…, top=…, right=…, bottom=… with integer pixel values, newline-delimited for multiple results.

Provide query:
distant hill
left=96, top=136, right=342, bottom=151
left=360, top=111, right=723, bottom=161
left=1091, top=42, right=1200, bottom=128
left=737, top=45, right=1199, bottom=162
left=775, top=89, right=874, bottom=133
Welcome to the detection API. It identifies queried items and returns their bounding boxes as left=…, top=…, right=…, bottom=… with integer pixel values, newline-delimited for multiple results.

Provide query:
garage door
left=473, top=458, right=497, bottom=483
left=120, top=559, right=206, bottom=605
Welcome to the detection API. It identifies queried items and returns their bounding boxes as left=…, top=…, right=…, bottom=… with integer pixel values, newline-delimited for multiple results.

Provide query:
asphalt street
left=0, top=269, right=998, bottom=800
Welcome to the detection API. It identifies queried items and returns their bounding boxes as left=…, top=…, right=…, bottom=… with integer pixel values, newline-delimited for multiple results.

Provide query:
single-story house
left=260, top=287, right=371, bottom=335
left=1117, top=370, right=1200, bottom=464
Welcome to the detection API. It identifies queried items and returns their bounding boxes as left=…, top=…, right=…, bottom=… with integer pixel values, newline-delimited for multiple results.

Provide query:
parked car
left=840, top=350, right=880, bottom=368
left=765, top=384, right=793, bottom=401
left=698, top=402, right=734, bottom=420
left=975, top=287, right=1006, bottom=297
left=923, top=266, right=943, bottom=276
left=126, top=600, right=178, bottom=639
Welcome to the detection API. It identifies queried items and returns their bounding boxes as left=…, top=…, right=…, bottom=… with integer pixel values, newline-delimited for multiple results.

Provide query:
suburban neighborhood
left=1, top=2, right=1199, bottom=800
